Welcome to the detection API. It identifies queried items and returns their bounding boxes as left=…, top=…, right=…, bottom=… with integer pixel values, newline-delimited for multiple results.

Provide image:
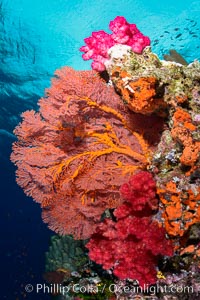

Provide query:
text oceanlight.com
left=24, top=282, right=196, bottom=295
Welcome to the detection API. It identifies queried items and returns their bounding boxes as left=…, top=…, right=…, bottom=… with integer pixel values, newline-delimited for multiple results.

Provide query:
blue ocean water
left=0, top=0, right=199, bottom=299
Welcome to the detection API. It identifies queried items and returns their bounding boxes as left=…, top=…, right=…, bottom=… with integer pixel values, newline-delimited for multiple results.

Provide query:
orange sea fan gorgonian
left=11, top=67, right=152, bottom=239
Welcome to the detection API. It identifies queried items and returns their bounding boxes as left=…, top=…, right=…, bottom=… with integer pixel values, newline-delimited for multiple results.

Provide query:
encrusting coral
left=104, top=42, right=200, bottom=244
left=11, top=67, right=153, bottom=239
left=150, top=96, right=200, bottom=241
left=151, top=122, right=200, bottom=241
left=110, top=67, right=167, bottom=115
left=105, top=45, right=200, bottom=116
left=157, top=181, right=200, bottom=237
left=171, top=107, right=200, bottom=167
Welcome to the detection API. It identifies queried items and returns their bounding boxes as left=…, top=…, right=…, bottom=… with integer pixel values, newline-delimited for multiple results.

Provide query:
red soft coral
left=119, top=171, right=158, bottom=213
left=86, top=171, right=173, bottom=286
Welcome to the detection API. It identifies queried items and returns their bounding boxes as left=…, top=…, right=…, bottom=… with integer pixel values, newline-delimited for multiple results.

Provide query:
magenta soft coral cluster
left=119, top=170, right=158, bottom=213
left=86, top=171, right=173, bottom=287
left=80, top=16, right=150, bottom=71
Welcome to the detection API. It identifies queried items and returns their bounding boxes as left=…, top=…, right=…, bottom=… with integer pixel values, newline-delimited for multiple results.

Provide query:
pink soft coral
left=86, top=171, right=173, bottom=287
left=80, top=16, right=150, bottom=71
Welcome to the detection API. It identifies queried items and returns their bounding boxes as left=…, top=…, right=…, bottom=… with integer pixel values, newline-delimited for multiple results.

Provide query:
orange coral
left=172, top=108, right=196, bottom=131
left=110, top=67, right=167, bottom=115
left=11, top=67, right=152, bottom=239
left=157, top=183, right=200, bottom=237
left=171, top=107, right=200, bottom=167
left=180, top=244, right=200, bottom=268
left=172, top=107, right=191, bottom=124
left=180, top=244, right=195, bottom=255
left=175, top=95, right=188, bottom=104
left=180, top=144, right=200, bottom=166
left=156, top=105, right=200, bottom=238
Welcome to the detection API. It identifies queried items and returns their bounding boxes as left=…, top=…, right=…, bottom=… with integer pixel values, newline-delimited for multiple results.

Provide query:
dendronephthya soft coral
left=80, top=16, right=150, bottom=71
left=86, top=171, right=173, bottom=287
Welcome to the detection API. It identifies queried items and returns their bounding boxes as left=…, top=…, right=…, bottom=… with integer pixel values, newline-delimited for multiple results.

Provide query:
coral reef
left=110, top=71, right=167, bottom=115
left=80, top=16, right=150, bottom=71
left=11, top=15, right=200, bottom=300
left=157, top=178, right=200, bottom=237
left=106, top=45, right=200, bottom=116
left=44, top=235, right=115, bottom=300
left=104, top=42, right=200, bottom=244
left=44, top=235, right=88, bottom=298
left=45, top=235, right=87, bottom=274
left=171, top=107, right=200, bottom=167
